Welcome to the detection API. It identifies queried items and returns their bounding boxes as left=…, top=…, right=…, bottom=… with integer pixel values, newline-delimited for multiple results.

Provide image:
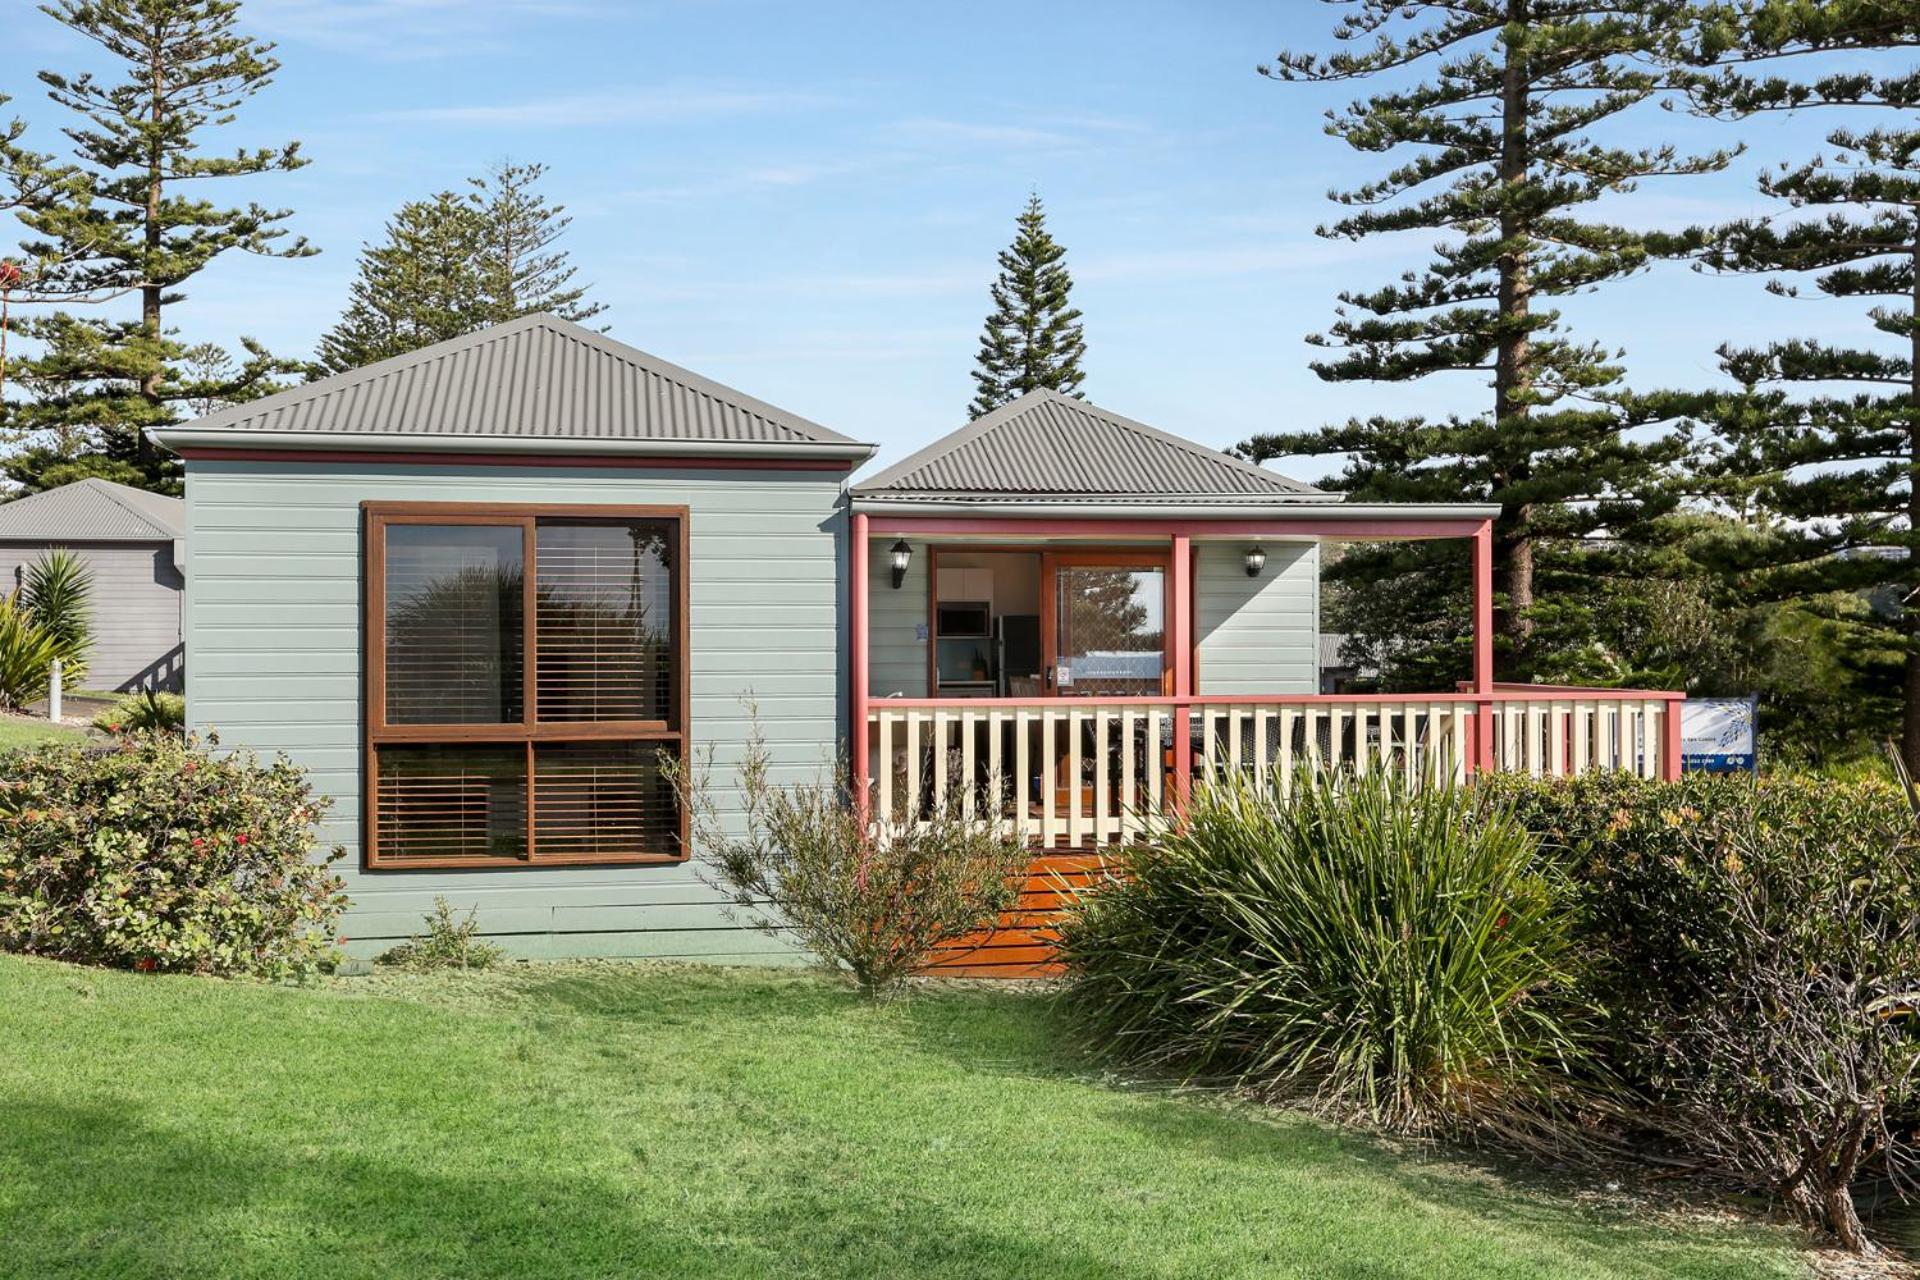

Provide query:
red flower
left=191, top=837, right=204, bottom=848
left=236, top=833, right=248, bottom=846
left=1494, top=913, right=1510, bottom=931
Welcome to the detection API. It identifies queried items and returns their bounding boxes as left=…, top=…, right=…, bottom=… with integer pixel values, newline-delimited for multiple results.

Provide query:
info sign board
left=1680, top=696, right=1758, bottom=773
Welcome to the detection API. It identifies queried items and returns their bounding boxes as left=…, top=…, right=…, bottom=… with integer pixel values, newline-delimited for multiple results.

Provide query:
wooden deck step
left=922, top=849, right=1116, bottom=979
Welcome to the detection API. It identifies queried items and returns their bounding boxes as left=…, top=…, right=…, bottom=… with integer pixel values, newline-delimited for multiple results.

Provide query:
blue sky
left=0, top=1, right=1891, bottom=477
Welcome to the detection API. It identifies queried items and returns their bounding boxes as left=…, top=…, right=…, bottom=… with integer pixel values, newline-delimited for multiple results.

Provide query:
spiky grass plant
left=0, top=595, right=64, bottom=712
left=1057, top=771, right=1591, bottom=1139
left=22, top=549, right=92, bottom=688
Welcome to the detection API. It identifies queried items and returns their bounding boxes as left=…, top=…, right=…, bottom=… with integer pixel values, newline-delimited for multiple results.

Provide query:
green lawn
left=0, top=955, right=1805, bottom=1280
left=0, top=715, right=87, bottom=749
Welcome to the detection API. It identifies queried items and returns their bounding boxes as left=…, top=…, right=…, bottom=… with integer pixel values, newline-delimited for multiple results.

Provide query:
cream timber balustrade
left=865, top=691, right=1683, bottom=850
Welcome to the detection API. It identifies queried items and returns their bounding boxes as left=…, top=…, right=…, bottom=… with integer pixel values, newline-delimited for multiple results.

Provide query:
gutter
left=148, top=427, right=879, bottom=462
left=847, top=497, right=1502, bottom=521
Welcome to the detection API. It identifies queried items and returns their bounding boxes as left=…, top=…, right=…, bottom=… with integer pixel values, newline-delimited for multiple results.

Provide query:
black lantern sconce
left=889, top=539, right=913, bottom=589
left=1244, top=545, right=1267, bottom=578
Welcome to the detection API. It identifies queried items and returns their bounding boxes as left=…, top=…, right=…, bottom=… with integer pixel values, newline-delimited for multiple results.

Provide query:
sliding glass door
left=1041, top=552, right=1170, bottom=697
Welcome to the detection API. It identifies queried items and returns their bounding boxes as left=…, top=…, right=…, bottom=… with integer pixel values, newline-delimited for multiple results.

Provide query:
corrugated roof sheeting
left=0, top=478, right=184, bottom=541
left=855, top=390, right=1321, bottom=502
left=172, top=313, right=862, bottom=448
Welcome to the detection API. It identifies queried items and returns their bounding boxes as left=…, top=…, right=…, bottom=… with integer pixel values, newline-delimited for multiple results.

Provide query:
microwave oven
left=935, top=600, right=991, bottom=637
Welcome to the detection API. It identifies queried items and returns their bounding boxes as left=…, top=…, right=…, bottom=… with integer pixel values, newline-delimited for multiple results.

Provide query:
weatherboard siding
left=1194, top=541, right=1318, bottom=695
left=869, top=538, right=1320, bottom=697
left=183, top=459, right=847, bottom=962
left=0, top=540, right=183, bottom=692
left=867, top=538, right=930, bottom=699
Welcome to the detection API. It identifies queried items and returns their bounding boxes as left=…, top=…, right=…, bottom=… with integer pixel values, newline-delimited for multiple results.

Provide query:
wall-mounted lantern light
left=1244, top=545, right=1267, bottom=578
left=889, top=539, right=913, bottom=589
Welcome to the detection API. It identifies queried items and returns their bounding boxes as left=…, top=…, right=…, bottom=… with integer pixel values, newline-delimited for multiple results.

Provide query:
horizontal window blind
left=374, top=745, right=527, bottom=864
left=533, top=742, right=679, bottom=861
left=536, top=520, right=674, bottom=723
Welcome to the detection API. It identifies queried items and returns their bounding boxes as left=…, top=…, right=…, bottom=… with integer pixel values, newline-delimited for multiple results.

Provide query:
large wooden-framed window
left=364, top=502, right=689, bottom=870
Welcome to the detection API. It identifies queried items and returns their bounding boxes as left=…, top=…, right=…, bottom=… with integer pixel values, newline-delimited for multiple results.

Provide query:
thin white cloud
left=382, top=85, right=831, bottom=128
left=882, top=117, right=1083, bottom=150
left=615, top=157, right=870, bottom=205
left=621, top=267, right=983, bottom=304
left=1077, top=237, right=1401, bottom=284
left=619, top=239, right=1400, bottom=306
left=682, top=326, right=958, bottom=364
left=247, top=0, right=596, bottom=56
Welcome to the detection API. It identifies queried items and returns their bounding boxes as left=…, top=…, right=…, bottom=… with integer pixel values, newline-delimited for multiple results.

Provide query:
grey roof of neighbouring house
left=150, top=313, right=874, bottom=459
left=1313, top=637, right=1374, bottom=675
left=0, top=478, right=184, bottom=542
left=851, top=389, right=1324, bottom=507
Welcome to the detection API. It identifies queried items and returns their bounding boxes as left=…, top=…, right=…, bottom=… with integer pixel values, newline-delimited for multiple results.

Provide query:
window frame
left=363, top=501, right=691, bottom=870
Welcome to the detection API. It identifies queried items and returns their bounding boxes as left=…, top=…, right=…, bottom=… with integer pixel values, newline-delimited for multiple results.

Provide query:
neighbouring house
left=1319, top=633, right=1377, bottom=694
left=0, top=477, right=186, bottom=692
left=152, top=313, right=1683, bottom=968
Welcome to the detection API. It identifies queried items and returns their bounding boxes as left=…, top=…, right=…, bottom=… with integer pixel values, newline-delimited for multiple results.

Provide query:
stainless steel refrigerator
left=994, top=614, right=1042, bottom=696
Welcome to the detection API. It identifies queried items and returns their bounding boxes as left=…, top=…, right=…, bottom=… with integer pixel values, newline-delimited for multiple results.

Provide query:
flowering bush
left=1484, top=773, right=1920, bottom=1255
left=0, top=733, right=347, bottom=980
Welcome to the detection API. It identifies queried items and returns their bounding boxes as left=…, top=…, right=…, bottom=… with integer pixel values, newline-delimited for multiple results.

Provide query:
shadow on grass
left=2, top=959, right=1797, bottom=1280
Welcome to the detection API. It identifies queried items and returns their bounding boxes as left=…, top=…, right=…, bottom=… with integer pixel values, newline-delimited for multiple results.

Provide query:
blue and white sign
left=1680, top=696, right=1758, bottom=773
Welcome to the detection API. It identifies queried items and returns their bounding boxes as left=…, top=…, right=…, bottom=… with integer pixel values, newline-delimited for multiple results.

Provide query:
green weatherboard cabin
left=153, top=314, right=1676, bottom=969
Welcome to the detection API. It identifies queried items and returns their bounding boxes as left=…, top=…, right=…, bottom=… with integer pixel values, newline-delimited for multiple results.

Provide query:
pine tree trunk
left=1905, top=241, right=1920, bottom=774
left=1492, top=0, right=1535, bottom=668
left=139, top=16, right=165, bottom=467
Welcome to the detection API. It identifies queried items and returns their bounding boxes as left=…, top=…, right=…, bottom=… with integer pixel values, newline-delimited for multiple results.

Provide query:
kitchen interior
left=932, top=551, right=1043, bottom=698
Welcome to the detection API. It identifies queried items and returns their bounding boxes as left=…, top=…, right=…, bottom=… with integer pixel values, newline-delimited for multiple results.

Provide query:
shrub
left=1057, top=772, right=1589, bottom=1138
left=378, top=898, right=504, bottom=971
left=672, top=723, right=1031, bottom=998
left=93, top=689, right=187, bottom=736
left=0, top=732, right=347, bottom=980
left=1485, top=773, right=1920, bottom=1255
left=0, top=594, right=62, bottom=712
left=22, top=549, right=92, bottom=688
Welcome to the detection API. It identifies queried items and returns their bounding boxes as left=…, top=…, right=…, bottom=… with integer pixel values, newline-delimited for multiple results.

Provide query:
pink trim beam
left=1170, top=533, right=1193, bottom=807
left=1472, top=519, right=1495, bottom=774
left=863, top=515, right=1490, bottom=540
left=850, top=512, right=871, bottom=819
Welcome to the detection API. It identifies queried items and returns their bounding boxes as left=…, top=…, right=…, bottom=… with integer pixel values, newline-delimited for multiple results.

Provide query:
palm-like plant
left=22, top=549, right=92, bottom=688
left=0, top=594, right=65, bottom=712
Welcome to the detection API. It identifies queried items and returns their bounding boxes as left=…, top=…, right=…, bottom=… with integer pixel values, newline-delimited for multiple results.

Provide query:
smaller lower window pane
left=534, top=741, right=680, bottom=861
left=377, top=746, right=526, bottom=863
